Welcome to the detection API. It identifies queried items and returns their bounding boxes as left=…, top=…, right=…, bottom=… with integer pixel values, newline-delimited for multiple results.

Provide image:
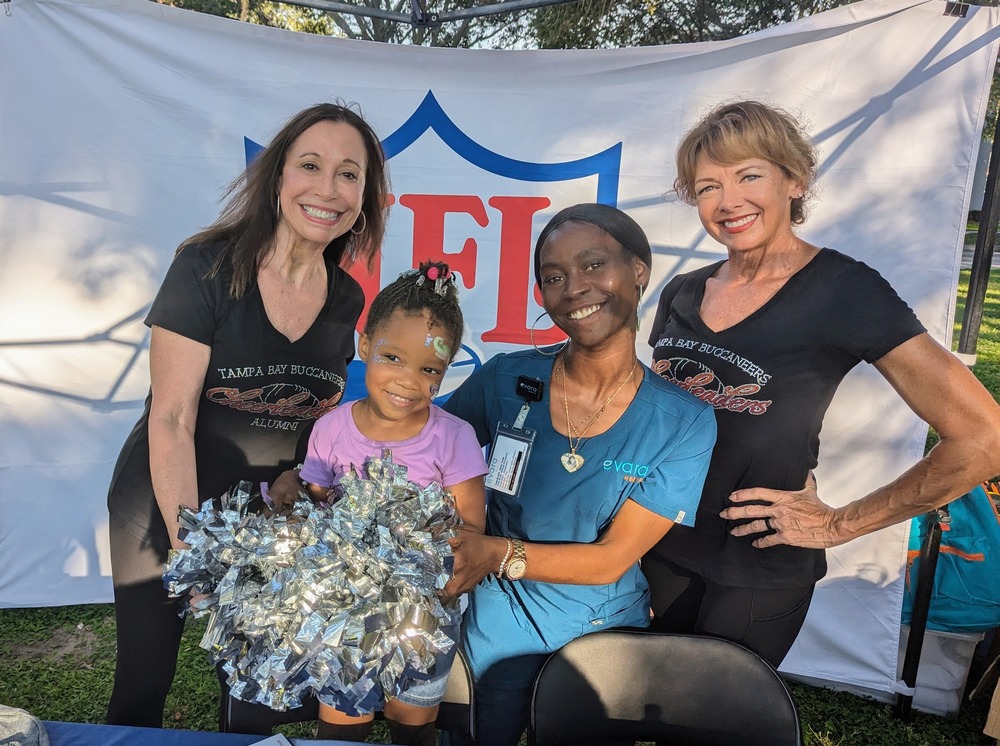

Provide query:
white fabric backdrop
left=1, top=0, right=997, bottom=699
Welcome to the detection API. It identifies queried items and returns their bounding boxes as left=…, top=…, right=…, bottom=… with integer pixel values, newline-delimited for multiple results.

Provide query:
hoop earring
left=350, top=211, right=367, bottom=236
left=636, top=284, right=645, bottom=333
left=530, top=311, right=567, bottom=357
left=275, top=193, right=281, bottom=221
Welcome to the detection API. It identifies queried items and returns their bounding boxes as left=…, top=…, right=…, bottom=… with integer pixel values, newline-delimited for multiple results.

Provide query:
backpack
left=902, top=481, right=1000, bottom=633
left=0, top=705, right=49, bottom=746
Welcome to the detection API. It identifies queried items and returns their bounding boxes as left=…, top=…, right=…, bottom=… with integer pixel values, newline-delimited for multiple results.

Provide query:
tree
left=150, top=0, right=336, bottom=33
left=312, top=0, right=532, bottom=46
left=151, top=0, right=863, bottom=48
left=149, top=0, right=530, bottom=46
left=529, top=0, right=852, bottom=48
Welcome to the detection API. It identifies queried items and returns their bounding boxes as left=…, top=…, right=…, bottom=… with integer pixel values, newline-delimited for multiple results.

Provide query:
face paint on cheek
left=429, top=383, right=440, bottom=398
left=432, top=336, right=451, bottom=361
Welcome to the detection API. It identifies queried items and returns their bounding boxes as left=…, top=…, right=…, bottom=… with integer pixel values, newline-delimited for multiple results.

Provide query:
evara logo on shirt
left=652, top=338, right=773, bottom=415
left=603, top=459, right=651, bottom=483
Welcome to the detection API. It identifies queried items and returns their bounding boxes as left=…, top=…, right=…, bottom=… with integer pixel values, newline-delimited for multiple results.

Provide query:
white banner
left=1, top=0, right=997, bottom=700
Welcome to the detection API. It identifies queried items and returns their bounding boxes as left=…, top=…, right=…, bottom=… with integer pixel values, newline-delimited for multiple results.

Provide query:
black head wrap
left=533, top=203, right=652, bottom=286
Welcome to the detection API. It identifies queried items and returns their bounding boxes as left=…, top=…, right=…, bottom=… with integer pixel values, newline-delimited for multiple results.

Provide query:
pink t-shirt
left=299, top=402, right=487, bottom=492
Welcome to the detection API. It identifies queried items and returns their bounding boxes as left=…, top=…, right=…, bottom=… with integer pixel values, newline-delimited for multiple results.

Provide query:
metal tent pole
left=894, top=509, right=949, bottom=720
left=957, top=108, right=1000, bottom=364
left=278, top=0, right=581, bottom=26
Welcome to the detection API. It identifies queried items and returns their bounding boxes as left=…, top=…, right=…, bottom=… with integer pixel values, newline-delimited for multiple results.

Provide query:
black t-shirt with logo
left=107, top=243, right=363, bottom=547
left=646, top=248, right=925, bottom=588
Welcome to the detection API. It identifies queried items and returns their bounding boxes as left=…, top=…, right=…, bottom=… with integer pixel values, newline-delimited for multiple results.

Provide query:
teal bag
left=902, top=482, right=1000, bottom=633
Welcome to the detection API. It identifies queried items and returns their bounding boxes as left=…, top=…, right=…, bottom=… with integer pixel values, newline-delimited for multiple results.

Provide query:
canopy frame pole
left=958, top=105, right=1000, bottom=366
left=277, top=0, right=581, bottom=27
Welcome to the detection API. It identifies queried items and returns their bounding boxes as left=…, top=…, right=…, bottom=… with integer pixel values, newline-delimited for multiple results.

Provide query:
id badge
left=485, top=422, right=535, bottom=497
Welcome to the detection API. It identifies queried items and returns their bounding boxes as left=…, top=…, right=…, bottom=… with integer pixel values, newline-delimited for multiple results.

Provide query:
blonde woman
left=644, top=100, right=1000, bottom=666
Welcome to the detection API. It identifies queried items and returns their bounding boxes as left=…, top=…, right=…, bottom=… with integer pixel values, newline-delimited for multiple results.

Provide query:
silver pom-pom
left=163, top=450, right=462, bottom=715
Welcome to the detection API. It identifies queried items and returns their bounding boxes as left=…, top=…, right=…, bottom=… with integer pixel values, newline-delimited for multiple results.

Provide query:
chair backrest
left=437, top=644, right=475, bottom=742
left=529, top=629, right=801, bottom=746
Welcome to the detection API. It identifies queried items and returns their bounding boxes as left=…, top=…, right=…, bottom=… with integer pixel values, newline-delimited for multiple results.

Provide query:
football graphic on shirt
left=653, top=356, right=772, bottom=415
left=656, top=357, right=724, bottom=393
left=259, top=383, right=317, bottom=408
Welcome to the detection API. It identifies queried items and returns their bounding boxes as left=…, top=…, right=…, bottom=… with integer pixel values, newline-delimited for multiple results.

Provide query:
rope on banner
left=891, top=680, right=917, bottom=697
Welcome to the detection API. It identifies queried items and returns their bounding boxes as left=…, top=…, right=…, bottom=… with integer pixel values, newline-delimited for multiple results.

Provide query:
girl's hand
left=187, top=589, right=212, bottom=612
left=267, top=469, right=305, bottom=510
left=444, top=530, right=506, bottom=596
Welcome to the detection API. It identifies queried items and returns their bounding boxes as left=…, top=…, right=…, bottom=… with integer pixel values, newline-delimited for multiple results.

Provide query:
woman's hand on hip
left=729, top=335, right=1000, bottom=550
left=723, top=476, right=843, bottom=549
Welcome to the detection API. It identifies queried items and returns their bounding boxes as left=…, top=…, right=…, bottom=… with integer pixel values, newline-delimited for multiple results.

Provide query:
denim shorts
left=394, top=623, right=461, bottom=708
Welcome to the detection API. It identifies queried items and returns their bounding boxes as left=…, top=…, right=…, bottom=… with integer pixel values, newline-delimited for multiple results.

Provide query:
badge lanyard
left=484, top=376, right=542, bottom=498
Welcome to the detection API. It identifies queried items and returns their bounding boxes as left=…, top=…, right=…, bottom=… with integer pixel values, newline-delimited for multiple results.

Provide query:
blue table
left=42, top=721, right=345, bottom=745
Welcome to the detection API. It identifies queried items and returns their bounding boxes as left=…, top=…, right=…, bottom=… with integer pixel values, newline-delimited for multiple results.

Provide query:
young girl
left=269, top=261, right=486, bottom=746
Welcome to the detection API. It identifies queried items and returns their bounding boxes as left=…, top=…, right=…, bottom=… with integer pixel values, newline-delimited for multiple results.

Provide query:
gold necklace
left=557, top=356, right=638, bottom=473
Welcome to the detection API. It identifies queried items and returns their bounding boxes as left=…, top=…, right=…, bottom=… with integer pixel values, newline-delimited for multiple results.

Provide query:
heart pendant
left=561, top=452, right=584, bottom=472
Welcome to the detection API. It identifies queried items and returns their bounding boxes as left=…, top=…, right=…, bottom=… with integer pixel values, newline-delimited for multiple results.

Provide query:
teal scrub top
left=444, top=348, right=716, bottom=685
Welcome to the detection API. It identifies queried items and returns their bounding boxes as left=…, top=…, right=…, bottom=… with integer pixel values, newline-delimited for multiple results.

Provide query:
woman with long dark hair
left=105, top=102, right=390, bottom=732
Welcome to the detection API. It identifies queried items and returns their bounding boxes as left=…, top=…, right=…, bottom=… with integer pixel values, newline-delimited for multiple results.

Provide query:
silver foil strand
left=163, top=450, right=462, bottom=715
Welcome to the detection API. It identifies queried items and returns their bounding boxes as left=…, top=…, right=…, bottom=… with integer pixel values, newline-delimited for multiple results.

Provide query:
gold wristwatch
left=504, top=539, right=527, bottom=581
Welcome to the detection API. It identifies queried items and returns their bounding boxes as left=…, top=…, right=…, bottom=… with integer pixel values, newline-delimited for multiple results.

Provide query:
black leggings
left=106, top=518, right=186, bottom=728
left=106, top=518, right=316, bottom=733
left=643, top=552, right=814, bottom=668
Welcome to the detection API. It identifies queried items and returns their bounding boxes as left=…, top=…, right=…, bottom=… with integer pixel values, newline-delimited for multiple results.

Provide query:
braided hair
left=364, top=262, right=464, bottom=359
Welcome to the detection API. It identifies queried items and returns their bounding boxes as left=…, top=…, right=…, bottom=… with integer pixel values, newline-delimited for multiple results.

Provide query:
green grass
left=2, top=270, right=999, bottom=745
left=0, top=605, right=318, bottom=739
left=926, top=268, right=1000, bottom=452
left=956, top=270, right=1000, bottom=398
left=0, top=604, right=996, bottom=744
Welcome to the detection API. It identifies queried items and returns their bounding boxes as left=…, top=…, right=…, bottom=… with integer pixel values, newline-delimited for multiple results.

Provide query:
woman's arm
left=724, top=333, right=1000, bottom=548
left=446, top=476, right=486, bottom=535
left=148, top=325, right=211, bottom=551
left=445, top=498, right=675, bottom=595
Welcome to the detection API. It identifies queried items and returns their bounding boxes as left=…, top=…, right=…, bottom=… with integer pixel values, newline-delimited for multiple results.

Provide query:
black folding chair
left=529, top=629, right=802, bottom=746
left=437, top=645, right=476, bottom=745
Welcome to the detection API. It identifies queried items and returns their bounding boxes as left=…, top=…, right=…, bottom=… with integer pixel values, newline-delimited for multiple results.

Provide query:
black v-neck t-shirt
left=107, top=243, right=363, bottom=545
left=647, top=248, right=925, bottom=587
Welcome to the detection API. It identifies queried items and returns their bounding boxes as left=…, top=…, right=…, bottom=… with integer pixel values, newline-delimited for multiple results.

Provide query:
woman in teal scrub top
left=443, top=203, right=717, bottom=746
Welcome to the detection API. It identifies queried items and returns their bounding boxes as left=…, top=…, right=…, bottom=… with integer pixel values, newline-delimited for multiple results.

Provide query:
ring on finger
left=763, top=516, right=774, bottom=532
